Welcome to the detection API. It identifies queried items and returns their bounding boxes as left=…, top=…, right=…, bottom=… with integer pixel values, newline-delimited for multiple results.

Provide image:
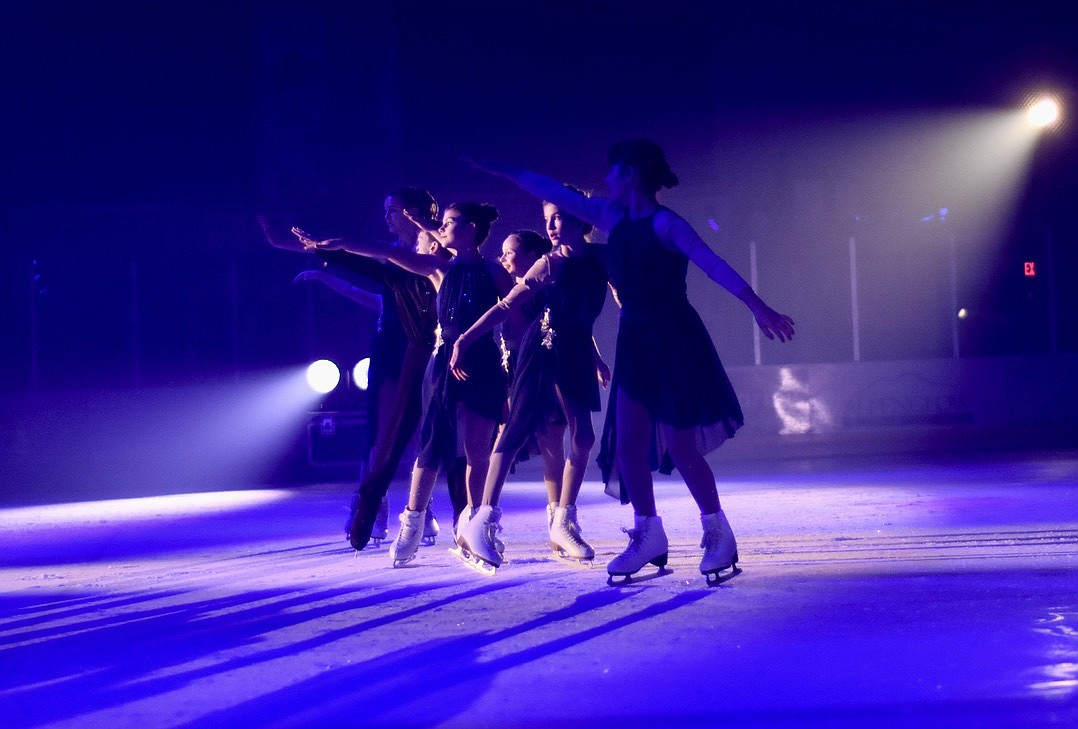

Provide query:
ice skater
left=494, top=231, right=551, bottom=382
left=301, top=201, right=513, bottom=567
left=273, top=188, right=465, bottom=551
left=450, top=199, right=611, bottom=572
left=470, top=140, right=795, bottom=584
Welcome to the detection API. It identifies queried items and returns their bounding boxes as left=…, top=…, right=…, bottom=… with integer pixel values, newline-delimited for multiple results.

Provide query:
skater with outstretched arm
left=450, top=200, right=611, bottom=572
left=470, top=140, right=795, bottom=583
left=302, top=201, right=513, bottom=567
left=270, top=188, right=463, bottom=551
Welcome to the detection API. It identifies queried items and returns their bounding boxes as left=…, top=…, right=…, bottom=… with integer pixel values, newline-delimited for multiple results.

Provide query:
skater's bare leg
left=446, top=456, right=469, bottom=525
left=406, top=461, right=439, bottom=512
left=616, top=390, right=657, bottom=517
left=663, top=424, right=720, bottom=515
left=557, top=387, right=594, bottom=508
left=460, top=404, right=497, bottom=509
left=536, top=424, right=566, bottom=505
left=481, top=449, right=514, bottom=506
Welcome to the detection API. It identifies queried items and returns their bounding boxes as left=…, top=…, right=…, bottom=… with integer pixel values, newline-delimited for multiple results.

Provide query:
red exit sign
left=1024, top=262, right=1037, bottom=277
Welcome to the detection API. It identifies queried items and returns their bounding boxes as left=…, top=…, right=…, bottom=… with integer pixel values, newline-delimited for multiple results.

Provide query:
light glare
left=1028, top=98, right=1060, bottom=128
left=306, top=360, right=341, bottom=394
left=353, top=358, right=371, bottom=391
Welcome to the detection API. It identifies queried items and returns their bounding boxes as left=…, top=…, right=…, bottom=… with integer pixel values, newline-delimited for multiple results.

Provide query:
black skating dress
left=596, top=209, right=744, bottom=503
left=416, top=257, right=507, bottom=471
left=496, top=248, right=608, bottom=456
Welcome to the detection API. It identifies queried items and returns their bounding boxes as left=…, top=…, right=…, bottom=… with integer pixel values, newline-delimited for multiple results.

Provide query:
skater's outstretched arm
left=292, top=269, right=381, bottom=311
left=290, top=227, right=392, bottom=261
left=466, top=157, right=620, bottom=234
left=656, top=210, right=796, bottom=342
left=292, top=227, right=450, bottom=279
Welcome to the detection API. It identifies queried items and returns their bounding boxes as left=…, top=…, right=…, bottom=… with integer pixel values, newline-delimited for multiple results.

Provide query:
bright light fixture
left=306, top=359, right=341, bottom=394
left=353, top=358, right=371, bottom=391
left=1027, top=97, right=1060, bottom=128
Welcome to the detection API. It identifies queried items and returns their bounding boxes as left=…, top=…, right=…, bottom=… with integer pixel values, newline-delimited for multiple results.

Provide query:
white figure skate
left=388, top=507, right=425, bottom=568
left=549, top=505, right=595, bottom=566
left=700, top=510, right=740, bottom=585
left=606, top=515, right=669, bottom=584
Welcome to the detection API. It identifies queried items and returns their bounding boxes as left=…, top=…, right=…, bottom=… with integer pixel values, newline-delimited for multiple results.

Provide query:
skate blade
left=606, top=565, right=672, bottom=586
left=421, top=535, right=438, bottom=547
left=448, top=546, right=498, bottom=576
left=704, top=565, right=742, bottom=586
left=392, top=559, right=416, bottom=569
left=552, top=550, right=595, bottom=568
left=365, top=537, right=387, bottom=550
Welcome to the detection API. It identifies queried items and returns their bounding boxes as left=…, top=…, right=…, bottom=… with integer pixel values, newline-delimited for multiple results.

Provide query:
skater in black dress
left=262, top=189, right=465, bottom=552
left=495, top=230, right=551, bottom=384
left=470, top=140, right=795, bottom=583
left=450, top=200, right=611, bottom=569
left=305, top=201, right=514, bottom=566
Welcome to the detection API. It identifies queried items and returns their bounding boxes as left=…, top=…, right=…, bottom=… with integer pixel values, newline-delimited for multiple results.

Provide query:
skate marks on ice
left=745, top=527, right=1078, bottom=569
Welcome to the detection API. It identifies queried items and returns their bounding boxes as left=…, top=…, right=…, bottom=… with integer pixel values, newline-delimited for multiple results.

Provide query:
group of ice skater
left=264, top=140, right=795, bottom=583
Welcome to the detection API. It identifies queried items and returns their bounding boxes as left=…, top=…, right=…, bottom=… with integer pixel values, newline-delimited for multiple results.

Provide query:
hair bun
left=478, top=203, right=499, bottom=225
left=662, top=170, right=679, bottom=189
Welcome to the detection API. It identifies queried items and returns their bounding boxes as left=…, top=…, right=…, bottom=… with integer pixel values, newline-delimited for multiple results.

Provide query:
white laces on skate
left=561, top=524, right=589, bottom=551
left=568, top=515, right=584, bottom=536
left=619, top=526, right=643, bottom=555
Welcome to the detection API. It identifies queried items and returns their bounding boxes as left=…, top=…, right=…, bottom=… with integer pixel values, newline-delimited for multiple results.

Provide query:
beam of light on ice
left=0, top=489, right=292, bottom=530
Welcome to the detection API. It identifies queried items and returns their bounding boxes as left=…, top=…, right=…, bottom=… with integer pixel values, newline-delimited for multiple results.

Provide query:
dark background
left=3, top=0, right=1076, bottom=392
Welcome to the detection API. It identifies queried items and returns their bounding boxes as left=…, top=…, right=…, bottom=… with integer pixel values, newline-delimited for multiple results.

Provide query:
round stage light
left=306, top=359, right=341, bottom=394
left=353, top=358, right=371, bottom=391
left=1027, top=97, right=1060, bottom=128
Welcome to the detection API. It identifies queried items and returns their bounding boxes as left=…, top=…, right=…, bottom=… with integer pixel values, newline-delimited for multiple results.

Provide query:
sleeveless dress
left=415, top=258, right=507, bottom=470
left=496, top=249, right=608, bottom=455
left=596, top=210, right=743, bottom=503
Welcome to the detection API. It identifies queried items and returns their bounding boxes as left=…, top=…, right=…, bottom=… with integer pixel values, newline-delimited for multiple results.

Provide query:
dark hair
left=447, top=202, right=499, bottom=244
left=607, top=139, right=679, bottom=194
left=388, top=187, right=438, bottom=219
left=543, top=184, right=594, bottom=236
left=509, top=229, right=553, bottom=257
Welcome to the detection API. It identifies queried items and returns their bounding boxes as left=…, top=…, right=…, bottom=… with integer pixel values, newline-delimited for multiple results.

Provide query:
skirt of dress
left=415, top=335, right=506, bottom=471
left=597, top=302, right=744, bottom=503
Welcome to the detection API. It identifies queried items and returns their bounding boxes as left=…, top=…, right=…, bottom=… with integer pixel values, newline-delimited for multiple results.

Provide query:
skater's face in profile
left=499, top=234, right=539, bottom=278
left=416, top=231, right=442, bottom=256
left=604, top=163, right=634, bottom=204
left=438, top=211, right=474, bottom=251
left=384, top=196, right=410, bottom=237
left=543, top=203, right=587, bottom=248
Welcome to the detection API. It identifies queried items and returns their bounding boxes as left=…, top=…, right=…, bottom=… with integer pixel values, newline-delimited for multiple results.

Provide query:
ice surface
left=1, top=452, right=1076, bottom=728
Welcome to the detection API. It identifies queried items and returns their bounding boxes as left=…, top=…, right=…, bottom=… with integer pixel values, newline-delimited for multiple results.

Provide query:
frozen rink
left=2, top=451, right=1077, bottom=728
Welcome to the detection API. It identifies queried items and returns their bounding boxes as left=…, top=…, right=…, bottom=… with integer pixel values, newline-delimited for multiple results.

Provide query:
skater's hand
left=449, top=337, right=471, bottom=381
left=752, top=304, right=796, bottom=343
left=402, top=209, right=443, bottom=236
left=291, top=226, right=342, bottom=251
left=596, top=358, right=611, bottom=388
